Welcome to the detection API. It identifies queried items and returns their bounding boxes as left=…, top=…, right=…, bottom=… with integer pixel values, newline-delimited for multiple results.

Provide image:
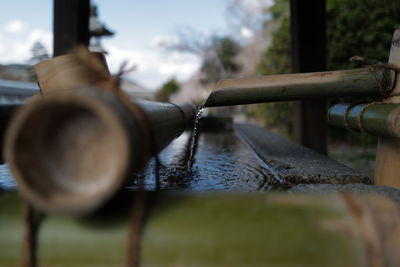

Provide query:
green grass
left=0, top=192, right=360, bottom=267
left=0, top=192, right=128, bottom=267
left=141, top=193, right=359, bottom=267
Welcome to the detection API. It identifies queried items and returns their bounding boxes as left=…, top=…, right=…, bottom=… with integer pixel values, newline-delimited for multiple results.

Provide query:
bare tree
left=158, top=26, right=233, bottom=82
left=226, top=0, right=273, bottom=41
left=29, top=41, right=50, bottom=65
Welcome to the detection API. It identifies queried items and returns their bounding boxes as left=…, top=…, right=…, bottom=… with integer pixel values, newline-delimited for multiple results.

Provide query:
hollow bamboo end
left=4, top=90, right=132, bottom=215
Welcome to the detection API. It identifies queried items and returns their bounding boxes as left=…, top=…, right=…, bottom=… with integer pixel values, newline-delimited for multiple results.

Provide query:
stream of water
left=186, top=107, right=204, bottom=169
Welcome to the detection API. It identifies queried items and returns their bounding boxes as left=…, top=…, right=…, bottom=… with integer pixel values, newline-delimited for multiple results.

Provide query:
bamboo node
left=344, top=103, right=357, bottom=131
left=357, top=102, right=380, bottom=134
left=349, top=56, right=398, bottom=97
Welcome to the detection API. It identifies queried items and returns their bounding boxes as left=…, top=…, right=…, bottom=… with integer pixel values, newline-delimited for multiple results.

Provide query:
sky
left=0, top=0, right=272, bottom=90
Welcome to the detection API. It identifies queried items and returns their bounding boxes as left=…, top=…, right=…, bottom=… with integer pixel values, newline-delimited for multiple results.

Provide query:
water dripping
left=186, top=106, right=204, bottom=170
left=185, top=83, right=217, bottom=171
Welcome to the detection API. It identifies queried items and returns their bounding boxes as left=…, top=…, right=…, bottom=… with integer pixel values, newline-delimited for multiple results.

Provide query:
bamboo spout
left=205, top=68, right=395, bottom=107
left=4, top=88, right=196, bottom=214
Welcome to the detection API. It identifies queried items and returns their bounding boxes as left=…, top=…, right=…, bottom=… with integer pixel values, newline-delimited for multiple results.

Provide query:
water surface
left=128, top=130, right=281, bottom=191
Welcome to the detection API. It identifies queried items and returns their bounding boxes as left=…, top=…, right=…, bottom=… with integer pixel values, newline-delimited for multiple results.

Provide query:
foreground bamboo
left=205, top=68, right=395, bottom=107
left=4, top=88, right=196, bottom=214
left=328, top=103, right=400, bottom=138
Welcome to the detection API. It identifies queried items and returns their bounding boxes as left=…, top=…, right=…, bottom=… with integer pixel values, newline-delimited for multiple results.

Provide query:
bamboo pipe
left=327, top=103, right=400, bottom=138
left=4, top=88, right=196, bottom=215
left=205, top=68, right=395, bottom=107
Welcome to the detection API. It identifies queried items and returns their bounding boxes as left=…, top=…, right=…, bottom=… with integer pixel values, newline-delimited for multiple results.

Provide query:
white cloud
left=104, top=43, right=201, bottom=90
left=240, top=27, right=254, bottom=39
left=241, top=0, right=274, bottom=12
left=27, top=29, right=53, bottom=52
left=0, top=20, right=53, bottom=64
left=0, top=19, right=199, bottom=90
left=3, top=20, right=26, bottom=33
left=227, top=0, right=274, bottom=37
left=150, top=35, right=179, bottom=49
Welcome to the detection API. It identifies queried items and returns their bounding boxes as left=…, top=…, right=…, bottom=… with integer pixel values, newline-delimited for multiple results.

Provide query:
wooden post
left=290, top=0, right=327, bottom=155
left=375, top=30, right=400, bottom=187
left=53, top=0, right=90, bottom=56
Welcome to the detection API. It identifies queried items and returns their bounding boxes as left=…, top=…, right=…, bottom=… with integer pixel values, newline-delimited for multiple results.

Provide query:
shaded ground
left=329, top=143, right=376, bottom=178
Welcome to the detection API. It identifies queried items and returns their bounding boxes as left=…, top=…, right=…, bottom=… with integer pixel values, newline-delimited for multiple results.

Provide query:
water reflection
left=128, top=131, right=281, bottom=191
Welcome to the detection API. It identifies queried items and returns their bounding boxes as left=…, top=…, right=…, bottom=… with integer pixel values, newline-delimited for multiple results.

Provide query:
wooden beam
left=53, top=0, right=90, bottom=57
left=290, top=0, right=327, bottom=154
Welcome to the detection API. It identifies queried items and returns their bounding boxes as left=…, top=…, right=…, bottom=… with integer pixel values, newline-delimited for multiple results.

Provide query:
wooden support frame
left=290, top=0, right=327, bottom=155
left=375, top=29, right=400, bottom=187
left=53, top=0, right=90, bottom=57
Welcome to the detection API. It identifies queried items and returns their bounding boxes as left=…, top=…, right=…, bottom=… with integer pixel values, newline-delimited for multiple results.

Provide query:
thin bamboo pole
left=4, top=88, right=196, bottom=215
left=327, top=103, right=400, bottom=138
left=204, top=68, right=395, bottom=107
